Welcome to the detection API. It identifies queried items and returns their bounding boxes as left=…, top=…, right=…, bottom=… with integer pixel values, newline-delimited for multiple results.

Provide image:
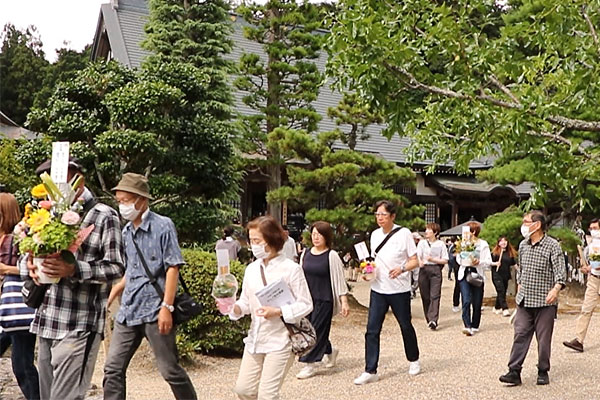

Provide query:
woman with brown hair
left=227, top=216, right=312, bottom=400
left=0, top=193, right=39, bottom=400
left=295, top=221, right=349, bottom=380
left=491, top=236, right=517, bottom=317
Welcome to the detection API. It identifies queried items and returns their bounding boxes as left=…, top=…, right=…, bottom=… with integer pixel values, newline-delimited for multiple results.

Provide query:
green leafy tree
left=479, top=206, right=523, bottom=250
left=0, top=24, right=49, bottom=125
left=268, top=127, right=424, bottom=255
left=234, top=0, right=325, bottom=221
left=328, top=0, right=600, bottom=221
left=327, top=92, right=383, bottom=150
left=26, top=0, right=240, bottom=243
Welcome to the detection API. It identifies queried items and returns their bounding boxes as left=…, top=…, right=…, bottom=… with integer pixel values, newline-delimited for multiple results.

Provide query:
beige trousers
left=234, top=344, right=294, bottom=400
left=575, top=274, right=600, bottom=344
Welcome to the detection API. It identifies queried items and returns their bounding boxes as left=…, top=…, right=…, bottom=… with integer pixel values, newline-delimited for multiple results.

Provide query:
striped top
left=0, top=234, right=35, bottom=332
left=0, top=275, right=35, bottom=332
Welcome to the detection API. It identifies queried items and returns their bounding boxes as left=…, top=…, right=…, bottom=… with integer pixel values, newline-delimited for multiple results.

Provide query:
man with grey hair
left=499, top=210, right=566, bottom=386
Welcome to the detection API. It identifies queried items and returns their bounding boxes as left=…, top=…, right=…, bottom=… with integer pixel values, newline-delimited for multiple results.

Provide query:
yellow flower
left=24, top=203, right=33, bottom=218
left=31, top=184, right=48, bottom=199
left=26, top=209, right=51, bottom=232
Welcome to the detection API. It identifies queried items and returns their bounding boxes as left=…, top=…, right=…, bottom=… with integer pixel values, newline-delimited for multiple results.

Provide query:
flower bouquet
left=14, top=172, right=93, bottom=284
left=212, top=266, right=238, bottom=314
left=455, top=235, right=480, bottom=267
left=589, top=253, right=600, bottom=273
left=359, top=259, right=376, bottom=281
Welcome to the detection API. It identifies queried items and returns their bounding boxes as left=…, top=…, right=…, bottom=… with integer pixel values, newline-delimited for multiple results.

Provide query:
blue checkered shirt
left=116, top=210, right=184, bottom=326
left=516, top=234, right=566, bottom=308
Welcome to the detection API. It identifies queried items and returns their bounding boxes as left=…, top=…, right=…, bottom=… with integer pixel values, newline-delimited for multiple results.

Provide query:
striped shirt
left=516, top=234, right=566, bottom=308
left=0, top=235, right=35, bottom=332
left=20, top=193, right=125, bottom=340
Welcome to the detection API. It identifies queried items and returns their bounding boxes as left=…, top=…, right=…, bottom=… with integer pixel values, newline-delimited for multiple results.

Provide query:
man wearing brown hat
left=103, top=173, right=197, bottom=400
left=21, top=158, right=125, bottom=400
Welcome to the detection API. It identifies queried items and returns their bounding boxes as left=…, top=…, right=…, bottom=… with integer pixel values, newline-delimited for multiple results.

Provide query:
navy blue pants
left=459, top=278, right=483, bottom=329
left=364, top=290, right=419, bottom=373
left=0, top=331, right=40, bottom=400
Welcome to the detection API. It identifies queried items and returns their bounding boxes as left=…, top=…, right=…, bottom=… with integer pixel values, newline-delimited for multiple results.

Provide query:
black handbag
left=132, top=240, right=202, bottom=325
left=22, top=279, right=49, bottom=309
left=465, top=268, right=484, bottom=287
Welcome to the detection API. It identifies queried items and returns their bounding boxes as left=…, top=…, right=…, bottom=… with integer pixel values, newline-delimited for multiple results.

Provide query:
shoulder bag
left=371, top=226, right=402, bottom=260
left=133, top=239, right=202, bottom=325
left=465, top=268, right=484, bottom=287
left=260, top=265, right=316, bottom=357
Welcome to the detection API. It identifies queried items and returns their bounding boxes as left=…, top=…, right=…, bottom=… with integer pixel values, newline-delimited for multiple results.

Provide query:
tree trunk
left=267, top=163, right=282, bottom=222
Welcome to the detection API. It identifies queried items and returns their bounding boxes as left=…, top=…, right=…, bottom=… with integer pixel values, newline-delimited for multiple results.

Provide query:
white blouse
left=230, top=253, right=313, bottom=354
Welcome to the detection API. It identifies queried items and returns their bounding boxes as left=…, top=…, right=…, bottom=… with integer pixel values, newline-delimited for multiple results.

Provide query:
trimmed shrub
left=480, top=207, right=523, bottom=249
left=177, top=249, right=250, bottom=358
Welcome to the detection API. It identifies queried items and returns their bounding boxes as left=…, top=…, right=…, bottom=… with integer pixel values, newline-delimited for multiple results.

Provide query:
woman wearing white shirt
left=229, top=216, right=313, bottom=400
left=457, top=221, right=492, bottom=336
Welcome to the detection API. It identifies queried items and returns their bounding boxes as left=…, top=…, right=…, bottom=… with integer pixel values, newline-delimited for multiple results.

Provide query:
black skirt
left=298, top=300, right=334, bottom=363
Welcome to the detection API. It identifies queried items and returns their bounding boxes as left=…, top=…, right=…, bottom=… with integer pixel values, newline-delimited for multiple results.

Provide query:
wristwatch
left=400, top=266, right=406, bottom=274
left=161, top=301, right=174, bottom=312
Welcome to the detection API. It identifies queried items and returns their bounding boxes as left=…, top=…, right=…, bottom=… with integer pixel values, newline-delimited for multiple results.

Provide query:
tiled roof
left=92, top=1, right=493, bottom=168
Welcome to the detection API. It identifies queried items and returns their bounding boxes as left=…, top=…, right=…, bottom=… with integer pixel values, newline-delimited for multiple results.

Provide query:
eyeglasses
left=249, top=238, right=265, bottom=245
left=374, top=212, right=390, bottom=217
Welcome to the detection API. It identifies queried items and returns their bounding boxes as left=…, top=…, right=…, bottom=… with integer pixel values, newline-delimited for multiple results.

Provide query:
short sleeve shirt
left=117, top=210, right=184, bottom=326
left=370, top=225, right=417, bottom=294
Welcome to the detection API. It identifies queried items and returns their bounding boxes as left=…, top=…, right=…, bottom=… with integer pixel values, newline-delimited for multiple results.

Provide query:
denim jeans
left=365, top=290, right=419, bottom=373
left=0, top=332, right=40, bottom=400
left=459, top=278, right=483, bottom=329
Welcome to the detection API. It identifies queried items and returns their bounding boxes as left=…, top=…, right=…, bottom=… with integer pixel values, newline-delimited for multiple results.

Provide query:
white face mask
left=591, top=229, right=600, bottom=239
left=119, top=200, right=141, bottom=221
left=251, top=243, right=269, bottom=260
left=521, top=223, right=537, bottom=239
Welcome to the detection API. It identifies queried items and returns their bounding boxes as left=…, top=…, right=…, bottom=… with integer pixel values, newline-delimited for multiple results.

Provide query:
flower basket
left=212, top=271, right=238, bottom=314
left=590, top=260, right=600, bottom=272
left=360, top=259, right=376, bottom=281
left=32, top=256, right=60, bottom=284
left=459, top=250, right=480, bottom=267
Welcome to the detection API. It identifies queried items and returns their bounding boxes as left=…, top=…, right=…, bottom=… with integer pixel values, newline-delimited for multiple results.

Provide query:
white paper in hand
left=255, top=278, right=295, bottom=308
left=354, top=241, right=370, bottom=261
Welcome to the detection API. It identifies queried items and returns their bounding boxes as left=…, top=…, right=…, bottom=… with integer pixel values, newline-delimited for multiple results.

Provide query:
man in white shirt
left=416, top=223, right=449, bottom=330
left=282, top=225, right=298, bottom=261
left=354, top=200, right=421, bottom=385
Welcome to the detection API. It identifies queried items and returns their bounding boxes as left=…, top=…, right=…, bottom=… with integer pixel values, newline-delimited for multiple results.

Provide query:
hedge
left=177, top=249, right=250, bottom=358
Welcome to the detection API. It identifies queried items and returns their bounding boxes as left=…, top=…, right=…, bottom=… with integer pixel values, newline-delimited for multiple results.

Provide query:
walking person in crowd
left=227, top=216, right=312, bottom=400
left=457, top=221, right=492, bottom=336
left=103, top=173, right=197, bottom=400
left=491, top=236, right=517, bottom=317
left=416, top=223, right=449, bottom=330
left=296, top=221, right=350, bottom=380
left=216, top=226, right=242, bottom=261
left=21, top=158, right=125, bottom=400
left=354, top=200, right=421, bottom=385
left=563, top=218, right=600, bottom=353
left=448, top=239, right=461, bottom=313
left=500, top=210, right=566, bottom=386
left=0, top=193, right=39, bottom=400
left=282, top=225, right=298, bottom=262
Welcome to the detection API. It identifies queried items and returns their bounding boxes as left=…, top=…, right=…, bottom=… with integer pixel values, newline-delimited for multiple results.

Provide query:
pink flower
left=39, top=200, right=53, bottom=210
left=61, top=211, right=80, bottom=225
left=33, top=233, right=43, bottom=245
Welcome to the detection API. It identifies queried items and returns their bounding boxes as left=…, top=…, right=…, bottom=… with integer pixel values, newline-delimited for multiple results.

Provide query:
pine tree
left=235, top=0, right=324, bottom=221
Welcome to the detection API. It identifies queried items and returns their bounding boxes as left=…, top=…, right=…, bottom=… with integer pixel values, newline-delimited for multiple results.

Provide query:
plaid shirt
left=516, top=234, right=566, bottom=308
left=20, top=197, right=125, bottom=339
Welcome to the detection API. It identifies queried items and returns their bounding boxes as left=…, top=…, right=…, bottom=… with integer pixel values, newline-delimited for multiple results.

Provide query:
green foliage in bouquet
left=589, top=253, right=600, bottom=262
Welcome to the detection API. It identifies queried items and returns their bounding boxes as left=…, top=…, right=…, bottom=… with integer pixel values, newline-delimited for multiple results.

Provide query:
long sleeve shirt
left=20, top=194, right=125, bottom=339
left=230, top=253, right=312, bottom=354
left=516, top=235, right=566, bottom=308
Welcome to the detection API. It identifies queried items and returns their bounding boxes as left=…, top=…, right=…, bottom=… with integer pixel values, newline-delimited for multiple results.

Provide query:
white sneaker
left=452, top=306, right=460, bottom=313
left=493, top=308, right=502, bottom=315
left=353, top=372, right=379, bottom=385
left=296, top=365, right=317, bottom=379
left=503, top=309, right=511, bottom=317
left=408, top=360, right=421, bottom=376
left=462, top=327, right=473, bottom=336
left=324, top=348, right=339, bottom=368
left=471, top=327, right=479, bottom=333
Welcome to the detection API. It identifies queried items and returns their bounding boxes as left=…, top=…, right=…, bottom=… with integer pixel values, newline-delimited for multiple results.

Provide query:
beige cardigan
left=300, top=248, right=348, bottom=316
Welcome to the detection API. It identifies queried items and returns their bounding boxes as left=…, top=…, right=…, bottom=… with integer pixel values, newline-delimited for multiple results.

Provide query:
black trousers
left=418, top=265, right=442, bottom=324
left=299, top=300, right=333, bottom=363
left=492, top=271, right=509, bottom=310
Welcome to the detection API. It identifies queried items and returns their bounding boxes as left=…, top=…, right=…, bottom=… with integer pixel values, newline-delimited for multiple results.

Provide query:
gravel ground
left=2, top=272, right=599, bottom=400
